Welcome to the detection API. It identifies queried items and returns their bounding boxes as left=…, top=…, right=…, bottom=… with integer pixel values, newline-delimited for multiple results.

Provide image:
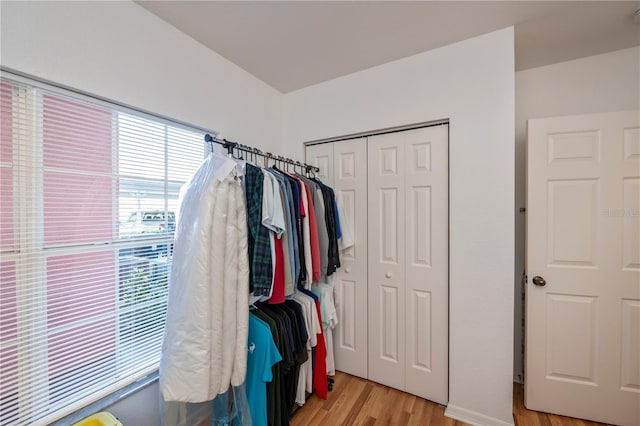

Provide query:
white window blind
left=0, top=76, right=206, bottom=425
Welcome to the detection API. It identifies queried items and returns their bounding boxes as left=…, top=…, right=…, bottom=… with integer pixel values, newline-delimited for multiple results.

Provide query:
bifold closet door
left=305, top=141, right=368, bottom=378
left=367, top=132, right=407, bottom=391
left=368, top=125, right=448, bottom=404
left=332, top=138, right=368, bottom=378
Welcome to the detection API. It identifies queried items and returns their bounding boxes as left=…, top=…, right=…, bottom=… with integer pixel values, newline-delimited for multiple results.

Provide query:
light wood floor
left=290, top=372, right=609, bottom=426
left=512, top=382, right=608, bottom=426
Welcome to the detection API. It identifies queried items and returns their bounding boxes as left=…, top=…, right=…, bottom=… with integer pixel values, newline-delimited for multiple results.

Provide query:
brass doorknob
left=532, top=276, right=546, bottom=287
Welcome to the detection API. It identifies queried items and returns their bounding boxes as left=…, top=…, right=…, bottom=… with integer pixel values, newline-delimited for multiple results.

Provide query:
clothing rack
left=204, top=133, right=320, bottom=174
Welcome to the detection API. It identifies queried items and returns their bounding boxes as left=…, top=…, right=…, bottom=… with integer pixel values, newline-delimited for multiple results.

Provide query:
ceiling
left=137, top=1, right=640, bottom=93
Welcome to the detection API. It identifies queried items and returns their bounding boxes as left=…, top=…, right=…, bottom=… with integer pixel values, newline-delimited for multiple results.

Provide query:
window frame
left=0, top=69, right=213, bottom=424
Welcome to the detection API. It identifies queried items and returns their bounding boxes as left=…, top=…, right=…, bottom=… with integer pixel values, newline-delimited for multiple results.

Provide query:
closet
left=305, top=124, right=449, bottom=405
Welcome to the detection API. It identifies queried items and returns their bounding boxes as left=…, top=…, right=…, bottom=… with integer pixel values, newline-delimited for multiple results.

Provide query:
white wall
left=513, top=46, right=640, bottom=382
left=285, top=28, right=515, bottom=425
left=105, top=381, right=161, bottom=426
left=0, top=0, right=283, bottom=152
left=0, top=2, right=283, bottom=424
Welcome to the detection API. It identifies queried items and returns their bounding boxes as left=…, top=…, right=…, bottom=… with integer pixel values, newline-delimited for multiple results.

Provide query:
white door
left=368, top=125, right=449, bottom=404
left=306, top=140, right=369, bottom=378
left=332, top=138, right=368, bottom=378
left=306, top=142, right=334, bottom=187
left=526, top=111, right=640, bottom=426
left=368, top=131, right=407, bottom=390
left=403, top=126, right=448, bottom=403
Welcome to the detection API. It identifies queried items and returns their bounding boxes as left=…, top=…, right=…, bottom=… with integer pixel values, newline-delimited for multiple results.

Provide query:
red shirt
left=267, top=235, right=285, bottom=304
left=313, top=299, right=328, bottom=399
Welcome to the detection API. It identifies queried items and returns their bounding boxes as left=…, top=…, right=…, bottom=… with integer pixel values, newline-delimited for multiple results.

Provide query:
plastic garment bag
left=162, top=384, right=252, bottom=426
left=160, top=154, right=251, bottom=425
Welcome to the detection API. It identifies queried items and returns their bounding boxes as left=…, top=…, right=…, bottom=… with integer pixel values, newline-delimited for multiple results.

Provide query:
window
left=0, top=76, right=206, bottom=425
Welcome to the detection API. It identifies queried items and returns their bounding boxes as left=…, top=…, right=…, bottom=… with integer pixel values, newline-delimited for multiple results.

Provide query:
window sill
left=49, top=370, right=159, bottom=426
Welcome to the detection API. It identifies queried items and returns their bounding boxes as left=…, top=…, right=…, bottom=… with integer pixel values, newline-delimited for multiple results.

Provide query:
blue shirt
left=281, top=172, right=302, bottom=283
left=332, top=193, right=342, bottom=239
left=246, top=313, right=282, bottom=426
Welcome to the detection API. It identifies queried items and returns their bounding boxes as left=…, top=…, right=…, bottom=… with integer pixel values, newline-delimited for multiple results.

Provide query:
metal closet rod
left=204, top=133, right=320, bottom=173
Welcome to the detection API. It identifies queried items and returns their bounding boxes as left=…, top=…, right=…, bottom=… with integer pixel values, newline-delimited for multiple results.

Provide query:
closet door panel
left=333, top=138, right=368, bottom=378
left=404, top=125, right=449, bottom=404
left=368, top=133, right=406, bottom=391
left=305, top=143, right=334, bottom=187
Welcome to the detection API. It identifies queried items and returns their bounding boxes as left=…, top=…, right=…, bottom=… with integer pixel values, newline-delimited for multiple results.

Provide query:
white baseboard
left=445, top=404, right=514, bottom=426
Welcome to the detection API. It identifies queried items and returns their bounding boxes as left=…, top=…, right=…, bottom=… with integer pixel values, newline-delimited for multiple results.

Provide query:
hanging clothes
left=283, top=172, right=304, bottom=285
left=314, top=179, right=341, bottom=276
left=267, top=168, right=297, bottom=296
left=255, top=302, right=308, bottom=426
left=161, top=135, right=347, bottom=425
left=311, top=281, right=339, bottom=376
left=296, top=287, right=328, bottom=399
left=310, top=181, right=330, bottom=280
left=246, top=313, right=282, bottom=426
left=291, top=291, right=321, bottom=402
left=262, top=170, right=286, bottom=304
left=291, top=175, right=313, bottom=288
left=250, top=308, right=283, bottom=426
left=296, top=174, right=321, bottom=283
left=246, top=163, right=273, bottom=297
left=160, top=154, right=249, bottom=402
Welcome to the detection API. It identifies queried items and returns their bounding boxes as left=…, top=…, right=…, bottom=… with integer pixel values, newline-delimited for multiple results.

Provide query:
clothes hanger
left=234, top=145, right=244, bottom=160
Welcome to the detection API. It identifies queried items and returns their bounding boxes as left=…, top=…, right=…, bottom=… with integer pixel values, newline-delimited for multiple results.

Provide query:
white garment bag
left=159, top=154, right=251, bottom=425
